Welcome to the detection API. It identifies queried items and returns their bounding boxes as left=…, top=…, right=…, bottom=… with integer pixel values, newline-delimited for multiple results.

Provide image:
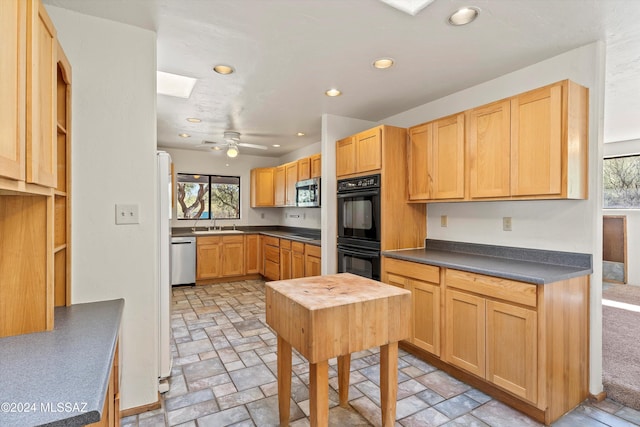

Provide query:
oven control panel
left=337, top=174, right=380, bottom=192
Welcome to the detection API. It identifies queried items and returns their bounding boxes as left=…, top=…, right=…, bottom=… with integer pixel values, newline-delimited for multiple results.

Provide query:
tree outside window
left=176, top=173, right=240, bottom=219
left=603, top=155, right=640, bottom=208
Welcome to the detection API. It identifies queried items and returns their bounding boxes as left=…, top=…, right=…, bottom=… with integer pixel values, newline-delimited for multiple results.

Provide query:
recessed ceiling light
left=157, top=71, right=197, bottom=98
left=325, top=88, right=342, bottom=97
left=178, top=133, right=190, bottom=138
left=448, top=7, right=479, bottom=26
left=297, top=132, right=305, bottom=137
left=186, top=117, right=201, bottom=123
left=373, top=58, right=395, bottom=69
left=272, top=144, right=281, bottom=148
left=226, top=163, right=229, bottom=167
left=213, top=64, right=234, bottom=75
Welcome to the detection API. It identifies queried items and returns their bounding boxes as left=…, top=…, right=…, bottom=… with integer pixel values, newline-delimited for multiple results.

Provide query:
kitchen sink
left=192, top=230, right=244, bottom=235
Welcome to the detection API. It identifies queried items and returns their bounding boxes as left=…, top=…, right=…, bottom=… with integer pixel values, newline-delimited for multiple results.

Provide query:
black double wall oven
left=337, top=174, right=381, bottom=280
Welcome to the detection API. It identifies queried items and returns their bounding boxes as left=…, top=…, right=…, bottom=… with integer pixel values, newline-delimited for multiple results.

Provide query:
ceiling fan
left=199, top=131, right=268, bottom=158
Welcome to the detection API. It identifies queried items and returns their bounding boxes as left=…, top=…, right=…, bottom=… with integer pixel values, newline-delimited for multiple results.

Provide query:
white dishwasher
left=171, top=236, right=196, bottom=285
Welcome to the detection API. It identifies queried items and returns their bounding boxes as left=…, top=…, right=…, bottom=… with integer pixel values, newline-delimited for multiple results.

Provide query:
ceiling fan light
left=226, top=145, right=239, bottom=158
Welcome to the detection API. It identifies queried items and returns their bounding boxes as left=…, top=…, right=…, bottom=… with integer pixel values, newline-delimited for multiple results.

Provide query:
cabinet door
left=511, top=83, right=562, bottom=197
left=310, top=154, right=321, bottom=178
left=250, top=168, right=274, bottom=207
left=407, top=123, right=431, bottom=201
left=280, top=246, right=292, bottom=280
left=468, top=99, right=511, bottom=198
left=0, top=0, right=26, bottom=181
left=197, top=243, right=221, bottom=279
left=298, top=157, right=310, bottom=181
left=356, top=127, right=381, bottom=173
left=432, top=114, right=465, bottom=200
left=258, top=235, right=265, bottom=275
left=245, top=234, right=260, bottom=274
left=292, top=242, right=305, bottom=278
left=285, top=162, right=298, bottom=206
left=444, top=289, right=485, bottom=378
left=336, top=136, right=355, bottom=177
left=222, top=238, right=244, bottom=277
left=26, top=0, right=57, bottom=188
left=411, top=279, right=441, bottom=356
left=304, top=244, right=321, bottom=277
left=486, top=300, right=537, bottom=403
left=274, top=165, right=285, bottom=206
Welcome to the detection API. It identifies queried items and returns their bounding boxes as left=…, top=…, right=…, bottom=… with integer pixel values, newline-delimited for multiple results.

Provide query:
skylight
left=157, top=71, right=197, bottom=98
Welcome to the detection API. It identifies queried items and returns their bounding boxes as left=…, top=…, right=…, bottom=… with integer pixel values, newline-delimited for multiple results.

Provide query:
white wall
left=320, top=114, right=377, bottom=274
left=604, top=138, right=640, bottom=157
left=162, top=147, right=281, bottom=228
left=46, top=7, right=159, bottom=410
left=382, top=42, right=606, bottom=395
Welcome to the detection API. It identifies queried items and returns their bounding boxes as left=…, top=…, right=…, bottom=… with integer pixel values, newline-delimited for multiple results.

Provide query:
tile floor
left=121, top=280, right=640, bottom=427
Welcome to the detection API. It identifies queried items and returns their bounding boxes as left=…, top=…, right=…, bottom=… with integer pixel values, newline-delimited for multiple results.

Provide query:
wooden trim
left=399, top=341, right=548, bottom=424
left=196, top=273, right=261, bottom=285
left=589, top=391, right=607, bottom=403
left=119, top=394, right=161, bottom=418
left=603, top=215, right=627, bottom=284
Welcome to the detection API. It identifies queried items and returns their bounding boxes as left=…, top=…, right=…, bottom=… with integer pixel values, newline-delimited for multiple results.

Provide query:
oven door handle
left=338, top=247, right=379, bottom=258
left=337, top=190, right=380, bottom=198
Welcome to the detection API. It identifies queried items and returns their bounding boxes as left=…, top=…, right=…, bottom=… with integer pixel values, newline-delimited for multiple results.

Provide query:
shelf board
left=54, top=244, right=67, bottom=254
left=54, top=190, right=67, bottom=197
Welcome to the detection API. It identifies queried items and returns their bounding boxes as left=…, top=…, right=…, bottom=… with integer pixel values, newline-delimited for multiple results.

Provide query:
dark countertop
left=382, top=240, right=592, bottom=285
left=0, top=299, right=124, bottom=427
left=172, top=226, right=321, bottom=247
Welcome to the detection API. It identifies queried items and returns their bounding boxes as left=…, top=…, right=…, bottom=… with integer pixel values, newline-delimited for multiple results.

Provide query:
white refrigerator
left=157, top=151, right=173, bottom=389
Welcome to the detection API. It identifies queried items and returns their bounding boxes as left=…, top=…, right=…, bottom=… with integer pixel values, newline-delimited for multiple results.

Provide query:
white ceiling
left=45, top=0, right=640, bottom=157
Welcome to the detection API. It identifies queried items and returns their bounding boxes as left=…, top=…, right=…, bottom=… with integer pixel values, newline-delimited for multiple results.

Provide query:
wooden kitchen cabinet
left=336, top=127, right=382, bottom=178
left=285, top=161, right=297, bottom=206
left=263, top=236, right=280, bottom=281
left=444, top=289, right=486, bottom=377
left=245, top=234, right=260, bottom=274
left=468, top=99, right=511, bottom=198
left=310, top=153, right=321, bottom=178
left=279, top=238, right=292, bottom=280
left=196, top=235, right=245, bottom=280
left=382, top=257, right=441, bottom=356
left=408, top=114, right=464, bottom=201
left=304, top=244, right=321, bottom=276
left=250, top=167, right=275, bottom=207
left=274, top=165, right=285, bottom=206
left=87, top=342, right=120, bottom=427
left=297, top=157, right=310, bottom=181
left=291, top=241, right=305, bottom=278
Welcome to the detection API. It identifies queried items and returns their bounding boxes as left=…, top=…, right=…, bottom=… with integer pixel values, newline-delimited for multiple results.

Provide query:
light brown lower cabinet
left=87, top=342, right=119, bottom=427
left=381, top=256, right=589, bottom=425
left=291, top=242, right=305, bottom=279
left=263, top=236, right=280, bottom=281
left=196, top=235, right=244, bottom=280
left=244, top=234, right=260, bottom=274
left=279, top=239, right=292, bottom=280
left=304, top=244, right=321, bottom=277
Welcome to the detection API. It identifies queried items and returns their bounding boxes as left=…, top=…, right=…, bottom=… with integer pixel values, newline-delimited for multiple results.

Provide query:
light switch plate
left=503, top=216, right=512, bottom=231
left=116, top=204, right=139, bottom=225
left=440, top=215, right=448, bottom=227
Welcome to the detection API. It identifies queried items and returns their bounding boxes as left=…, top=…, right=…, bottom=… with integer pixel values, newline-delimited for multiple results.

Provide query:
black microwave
left=295, top=178, right=320, bottom=207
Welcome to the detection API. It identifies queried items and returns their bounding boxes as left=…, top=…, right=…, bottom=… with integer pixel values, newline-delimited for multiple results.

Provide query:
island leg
left=309, top=360, right=329, bottom=427
left=380, top=342, right=398, bottom=427
left=277, top=335, right=292, bottom=427
left=337, top=354, right=351, bottom=407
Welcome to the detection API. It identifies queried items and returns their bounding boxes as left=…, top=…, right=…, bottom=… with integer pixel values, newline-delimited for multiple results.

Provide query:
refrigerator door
left=157, top=151, right=173, bottom=383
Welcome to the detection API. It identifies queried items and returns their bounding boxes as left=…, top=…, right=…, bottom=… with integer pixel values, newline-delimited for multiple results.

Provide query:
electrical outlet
left=116, top=204, right=139, bottom=224
left=260, top=213, right=265, bottom=219
left=440, top=215, right=448, bottom=227
left=503, top=216, right=512, bottom=231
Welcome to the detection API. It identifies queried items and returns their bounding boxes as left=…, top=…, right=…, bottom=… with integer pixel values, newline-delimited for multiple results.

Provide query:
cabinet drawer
left=292, top=241, right=305, bottom=253
left=264, top=260, right=280, bottom=281
left=265, top=245, right=280, bottom=263
left=197, top=236, right=221, bottom=245
left=263, top=235, right=279, bottom=247
left=280, top=238, right=291, bottom=249
left=384, top=257, right=440, bottom=284
left=222, top=235, right=244, bottom=244
left=445, top=269, right=537, bottom=307
left=305, top=244, right=321, bottom=257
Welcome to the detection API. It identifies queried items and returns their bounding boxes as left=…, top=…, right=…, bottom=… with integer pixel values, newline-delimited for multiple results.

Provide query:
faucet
left=191, top=217, right=202, bottom=232
left=210, top=218, right=217, bottom=231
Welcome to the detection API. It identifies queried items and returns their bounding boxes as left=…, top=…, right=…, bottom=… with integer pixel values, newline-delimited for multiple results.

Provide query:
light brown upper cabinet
left=297, top=157, right=310, bottom=181
left=285, top=161, right=297, bottom=206
left=468, top=99, right=511, bottom=198
left=310, top=153, right=321, bottom=178
left=250, top=167, right=275, bottom=207
left=336, top=127, right=382, bottom=178
left=408, top=114, right=464, bottom=201
left=274, top=165, right=285, bottom=206
left=1, top=0, right=58, bottom=191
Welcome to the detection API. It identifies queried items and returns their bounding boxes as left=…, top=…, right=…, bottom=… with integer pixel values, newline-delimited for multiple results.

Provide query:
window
left=176, top=173, right=240, bottom=219
left=604, top=155, right=640, bottom=208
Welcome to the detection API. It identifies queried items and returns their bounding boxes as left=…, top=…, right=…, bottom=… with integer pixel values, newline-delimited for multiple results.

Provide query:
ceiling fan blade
left=238, top=142, right=268, bottom=150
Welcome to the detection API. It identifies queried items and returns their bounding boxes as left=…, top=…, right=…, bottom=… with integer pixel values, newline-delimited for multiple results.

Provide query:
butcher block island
left=265, top=273, right=411, bottom=427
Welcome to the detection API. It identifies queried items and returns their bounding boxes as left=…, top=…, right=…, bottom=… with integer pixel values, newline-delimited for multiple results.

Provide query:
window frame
left=176, top=173, right=241, bottom=220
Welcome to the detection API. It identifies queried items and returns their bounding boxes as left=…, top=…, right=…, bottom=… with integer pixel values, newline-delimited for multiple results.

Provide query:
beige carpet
left=603, top=284, right=640, bottom=410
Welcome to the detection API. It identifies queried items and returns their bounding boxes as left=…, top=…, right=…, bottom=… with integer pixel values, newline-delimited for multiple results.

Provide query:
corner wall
left=46, top=6, right=159, bottom=410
